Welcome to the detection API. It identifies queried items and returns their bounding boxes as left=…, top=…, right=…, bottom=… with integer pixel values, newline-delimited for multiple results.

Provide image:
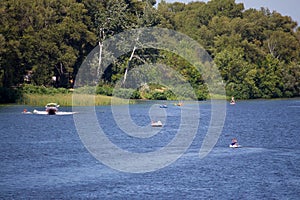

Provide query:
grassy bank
left=13, top=84, right=231, bottom=106
left=18, top=93, right=229, bottom=107
left=18, top=93, right=132, bottom=106
left=209, top=93, right=227, bottom=100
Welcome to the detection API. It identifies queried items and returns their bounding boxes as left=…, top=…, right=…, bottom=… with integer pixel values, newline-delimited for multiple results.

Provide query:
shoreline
left=5, top=93, right=299, bottom=107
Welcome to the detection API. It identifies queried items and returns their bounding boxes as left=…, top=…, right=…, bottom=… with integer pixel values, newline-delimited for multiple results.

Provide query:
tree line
left=0, top=0, right=299, bottom=102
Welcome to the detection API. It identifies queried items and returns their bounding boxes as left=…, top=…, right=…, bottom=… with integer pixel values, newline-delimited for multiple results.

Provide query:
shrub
left=96, top=85, right=113, bottom=96
left=148, top=91, right=167, bottom=100
left=113, top=88, right=141, bottom=99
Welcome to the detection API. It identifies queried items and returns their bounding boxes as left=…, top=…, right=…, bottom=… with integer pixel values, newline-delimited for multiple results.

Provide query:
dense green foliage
left=0, top=0, right=299, bottom=103
left=21, top=84, right=71, bottom=95
left=158, top=0, right=300, bottom=99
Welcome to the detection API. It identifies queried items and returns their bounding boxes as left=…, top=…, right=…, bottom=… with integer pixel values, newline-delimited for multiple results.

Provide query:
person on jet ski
left=230, top=96, right=236, bottom=104
left=231, top=138, right=238, bottom=146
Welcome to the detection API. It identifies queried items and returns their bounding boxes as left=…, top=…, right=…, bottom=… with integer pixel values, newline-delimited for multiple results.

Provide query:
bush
left=146, top=91, right=167, bottom=100
left=131, top=90, right=141, bottom=99
left=113, top=88, right=141, bottom=99
left=96, top=85, right=113, bottom=96
left=164, top=90, right=176, bottom=100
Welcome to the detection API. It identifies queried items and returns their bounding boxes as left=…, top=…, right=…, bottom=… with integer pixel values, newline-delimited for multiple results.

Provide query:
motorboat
left=45, top=103, right=59, bottom=115
left=151, top=120, right=163, bottom=127
left=160, top=104, right=168, bottom=108
left=32, top=109, right=77, bottom=115
left=24, top=103, right=76, bottom=115
left=230, top=96, right=236, bottom=105
left=229, top=143, right=241, bottom=148
left=174, top=102, right=183, bottom=106
left=229, top=138, right=240, bottom=148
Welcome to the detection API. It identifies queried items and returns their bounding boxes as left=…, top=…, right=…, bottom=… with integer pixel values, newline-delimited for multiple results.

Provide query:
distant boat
left=229, top=138, right=241, bottom=148
left=151, top=120, right=163, bottom=127
left=230, top=96, right=236, bottom=105
left=159, top=104, right=168, bottom=108
left=22, top=109, right=32, bottom=114
left=174, top=102, right=183, bottom=106
left=229, top=144, right=241, bottom=148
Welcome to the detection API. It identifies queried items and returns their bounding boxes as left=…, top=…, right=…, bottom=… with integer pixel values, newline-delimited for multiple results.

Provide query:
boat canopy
left=46, top=103, right=59, bottom=107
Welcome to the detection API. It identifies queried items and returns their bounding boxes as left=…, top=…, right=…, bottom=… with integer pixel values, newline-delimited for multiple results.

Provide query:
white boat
left=27, top=103, right=77, bottom=115
left=32, top=109, right=77, bottom=115
left=229, top=144, right=241, bottom=148
left=151, top=120, right=163, bottom=127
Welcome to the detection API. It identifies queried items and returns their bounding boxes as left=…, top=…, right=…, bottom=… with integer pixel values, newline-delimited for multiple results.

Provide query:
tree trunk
left=97, top=41, right=103, bottom=79
left=123, top=46, right=137, bottom=85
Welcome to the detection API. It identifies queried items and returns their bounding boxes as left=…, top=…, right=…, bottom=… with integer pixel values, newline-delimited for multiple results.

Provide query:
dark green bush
left=113, top=88, right=141, bottom=99
left=96, top=85, right=113, bottom=96
left=149, top=91, right=167, bottom=100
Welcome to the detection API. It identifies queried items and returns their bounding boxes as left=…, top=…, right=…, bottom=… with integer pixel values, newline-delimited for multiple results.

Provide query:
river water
left=0, top=99, right=299, bottom=199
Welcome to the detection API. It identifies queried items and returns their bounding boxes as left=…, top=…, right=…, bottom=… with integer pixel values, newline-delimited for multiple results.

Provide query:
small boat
left=159, top=104, right=168, bottom=108
left=230, top=96, right=236, bottom=105
left=229, top=138, right=240, bottom=148
left=229, top=144, right=241, bottom=148
left=22, top=109, right=32, bottom=114
left=174, top=102, right=183, bottom=106
left=28, top=104, right=77, bottom=115
left=45, top=103, right=59, bottom=115
left=32, top=109, right=77, bottom=115
left=151, top=120, right=163, bottom=127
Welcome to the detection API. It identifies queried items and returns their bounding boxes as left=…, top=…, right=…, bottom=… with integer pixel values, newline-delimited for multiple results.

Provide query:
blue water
left=0, top=99, right=299, bottom=199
